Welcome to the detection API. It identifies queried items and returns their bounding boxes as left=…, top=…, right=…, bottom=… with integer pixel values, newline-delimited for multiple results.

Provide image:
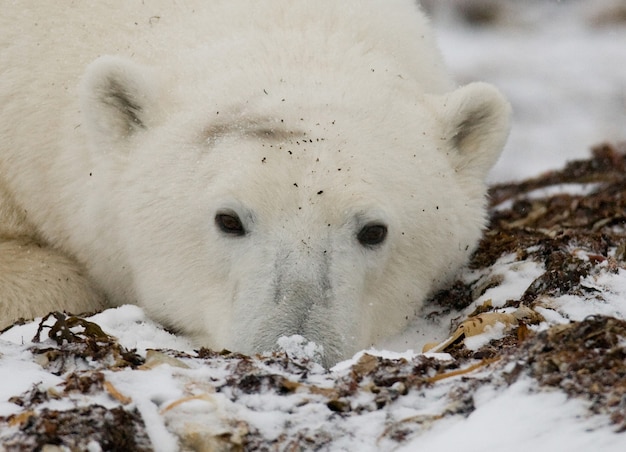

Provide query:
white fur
left=0, top=0, right=510, bottom=365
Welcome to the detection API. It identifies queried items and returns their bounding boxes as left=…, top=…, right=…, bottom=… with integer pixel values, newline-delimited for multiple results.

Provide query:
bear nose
left=274, top=277, right=330, bottom=308
left=273, top=245, right=332, bottom=307
left=273, top=280, right=327, bottom=330
left=265, top=252, right=343, bottom=366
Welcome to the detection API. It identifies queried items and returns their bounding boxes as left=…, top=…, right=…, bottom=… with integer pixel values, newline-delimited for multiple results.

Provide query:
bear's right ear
left=80, top=56, right=161, bottom=152
left=428, top=82, right=511, bottom=180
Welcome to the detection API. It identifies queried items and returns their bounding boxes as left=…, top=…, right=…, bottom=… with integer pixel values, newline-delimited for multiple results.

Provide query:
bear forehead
left=203, top=104, right=443, bottom=165
left=204, top=113, right=444, bottom=185
left=197, top=114, right=455, bottom=223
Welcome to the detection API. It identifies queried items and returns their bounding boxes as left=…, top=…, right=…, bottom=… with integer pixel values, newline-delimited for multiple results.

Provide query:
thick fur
left=0, top=0, right=510, bottom=365
left=0, top=182, right=106, bottom=327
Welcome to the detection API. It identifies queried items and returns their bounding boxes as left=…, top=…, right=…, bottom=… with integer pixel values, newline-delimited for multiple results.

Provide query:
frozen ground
left=1, top=1, right=625, bottom=450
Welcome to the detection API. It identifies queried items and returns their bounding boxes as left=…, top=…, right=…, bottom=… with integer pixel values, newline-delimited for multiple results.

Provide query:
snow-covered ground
left=1, top=1, right=625, bottom=450
left=2, top=254, right=625, bottom=450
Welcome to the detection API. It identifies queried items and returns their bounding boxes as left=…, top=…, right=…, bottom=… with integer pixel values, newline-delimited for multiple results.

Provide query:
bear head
left=79, top=55, right=510, bottom=367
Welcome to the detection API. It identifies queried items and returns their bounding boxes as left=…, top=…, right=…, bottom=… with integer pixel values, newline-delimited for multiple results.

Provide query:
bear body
left=0, top=0, right=510, bottom=365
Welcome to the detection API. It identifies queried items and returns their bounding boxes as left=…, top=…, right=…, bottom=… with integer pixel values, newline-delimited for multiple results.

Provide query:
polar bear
left=0, top=0, right=510, bottom=366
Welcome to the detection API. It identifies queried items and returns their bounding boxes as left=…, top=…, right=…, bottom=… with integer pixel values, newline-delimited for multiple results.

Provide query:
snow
left=549, top=268, right=626, bottom=321
left=0, top=344, right=63, bottom=417
left=470, top=258, right=545, bottom=308
left=1, top=1, right=626, bottom=450
left=276, top=334, right=326, bottom=364
left=462, top=321, right=508, bottom=350
left=88, top=305, right=196, bottom=354
left=408, top=378, right=622, bottom=452
left=493, top=183, right=603, bottom=211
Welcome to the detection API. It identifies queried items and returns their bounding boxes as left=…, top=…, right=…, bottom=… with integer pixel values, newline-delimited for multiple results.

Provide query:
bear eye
left=215, top=211, right=245, bottom=236
left=357, top=223, right=388, bottom=247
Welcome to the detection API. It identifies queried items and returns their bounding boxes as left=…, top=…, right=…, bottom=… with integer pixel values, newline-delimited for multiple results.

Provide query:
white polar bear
left=0, top=0, right=510, bottom=366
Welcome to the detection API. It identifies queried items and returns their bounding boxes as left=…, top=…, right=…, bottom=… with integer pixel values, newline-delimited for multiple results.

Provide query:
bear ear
left=431, top=82, right=511, bottom=179
left=80, top=56, right=161, bottom=151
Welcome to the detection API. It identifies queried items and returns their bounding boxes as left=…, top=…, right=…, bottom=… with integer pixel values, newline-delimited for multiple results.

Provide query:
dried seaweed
left=425, top=143, right=626, bottom=431
left=0, top=406, right=152, bottom=451
left=506, top=316, right=626, bottom=431
left=29, top=312, right=144, bottom=374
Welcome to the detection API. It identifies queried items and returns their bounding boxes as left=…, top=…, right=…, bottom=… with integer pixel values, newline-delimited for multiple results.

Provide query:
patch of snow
left=0, top=343, right=63, bottom=417
left=89, top=305, right=195, bottom=354
left=534, top=306, right=571, bottom=327
left=276, top=334, right=324, bottom=364
left=463, top=321, right=507, bottom=350
left=540, top=268, right=626, bottom=322
left=400, top=378, right=623, bottom=452
left=493, top=183, right=604, bottom=211
left=473, top=260, right=545, bottom=308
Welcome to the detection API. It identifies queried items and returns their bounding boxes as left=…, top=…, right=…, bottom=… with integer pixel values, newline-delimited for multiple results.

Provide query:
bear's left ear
left=430, top=82, right=511, bottom=179
left=80, top=56, right=162, bottom=152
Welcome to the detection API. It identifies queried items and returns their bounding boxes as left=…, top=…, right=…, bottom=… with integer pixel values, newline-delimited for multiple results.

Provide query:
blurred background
left=419, top=0, right=626, bottom=182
